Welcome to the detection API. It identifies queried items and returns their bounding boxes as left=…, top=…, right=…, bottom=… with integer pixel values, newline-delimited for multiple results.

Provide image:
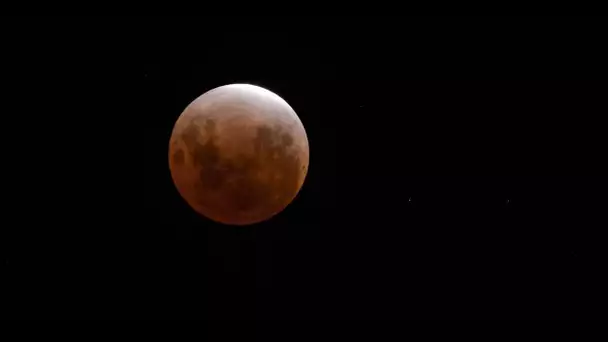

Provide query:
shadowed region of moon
left=169, top=84, right=309, bottom=226
left=172, top=148, right=185, bottom=166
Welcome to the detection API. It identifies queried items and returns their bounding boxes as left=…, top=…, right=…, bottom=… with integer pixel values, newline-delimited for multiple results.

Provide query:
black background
left=4, top=16, right=608, bottom=319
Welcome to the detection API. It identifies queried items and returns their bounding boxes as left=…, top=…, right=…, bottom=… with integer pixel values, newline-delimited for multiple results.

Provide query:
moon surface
left=169, top=84, right=309, bottom=225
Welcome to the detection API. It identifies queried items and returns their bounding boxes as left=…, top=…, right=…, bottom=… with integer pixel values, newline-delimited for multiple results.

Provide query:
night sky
left=5, top=16, right=608, bottom=320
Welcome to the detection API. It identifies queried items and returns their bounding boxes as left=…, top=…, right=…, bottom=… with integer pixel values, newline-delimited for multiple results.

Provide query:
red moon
left=168, top=84, right=310, bottom=226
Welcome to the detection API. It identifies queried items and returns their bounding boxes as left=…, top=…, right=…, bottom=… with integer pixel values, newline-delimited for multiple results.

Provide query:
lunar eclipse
left=168, top=84, right=309, bottom=225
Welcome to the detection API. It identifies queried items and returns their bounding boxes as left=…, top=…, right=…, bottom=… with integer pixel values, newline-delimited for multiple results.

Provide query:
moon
left=168, top=84, right=310, bottom=226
